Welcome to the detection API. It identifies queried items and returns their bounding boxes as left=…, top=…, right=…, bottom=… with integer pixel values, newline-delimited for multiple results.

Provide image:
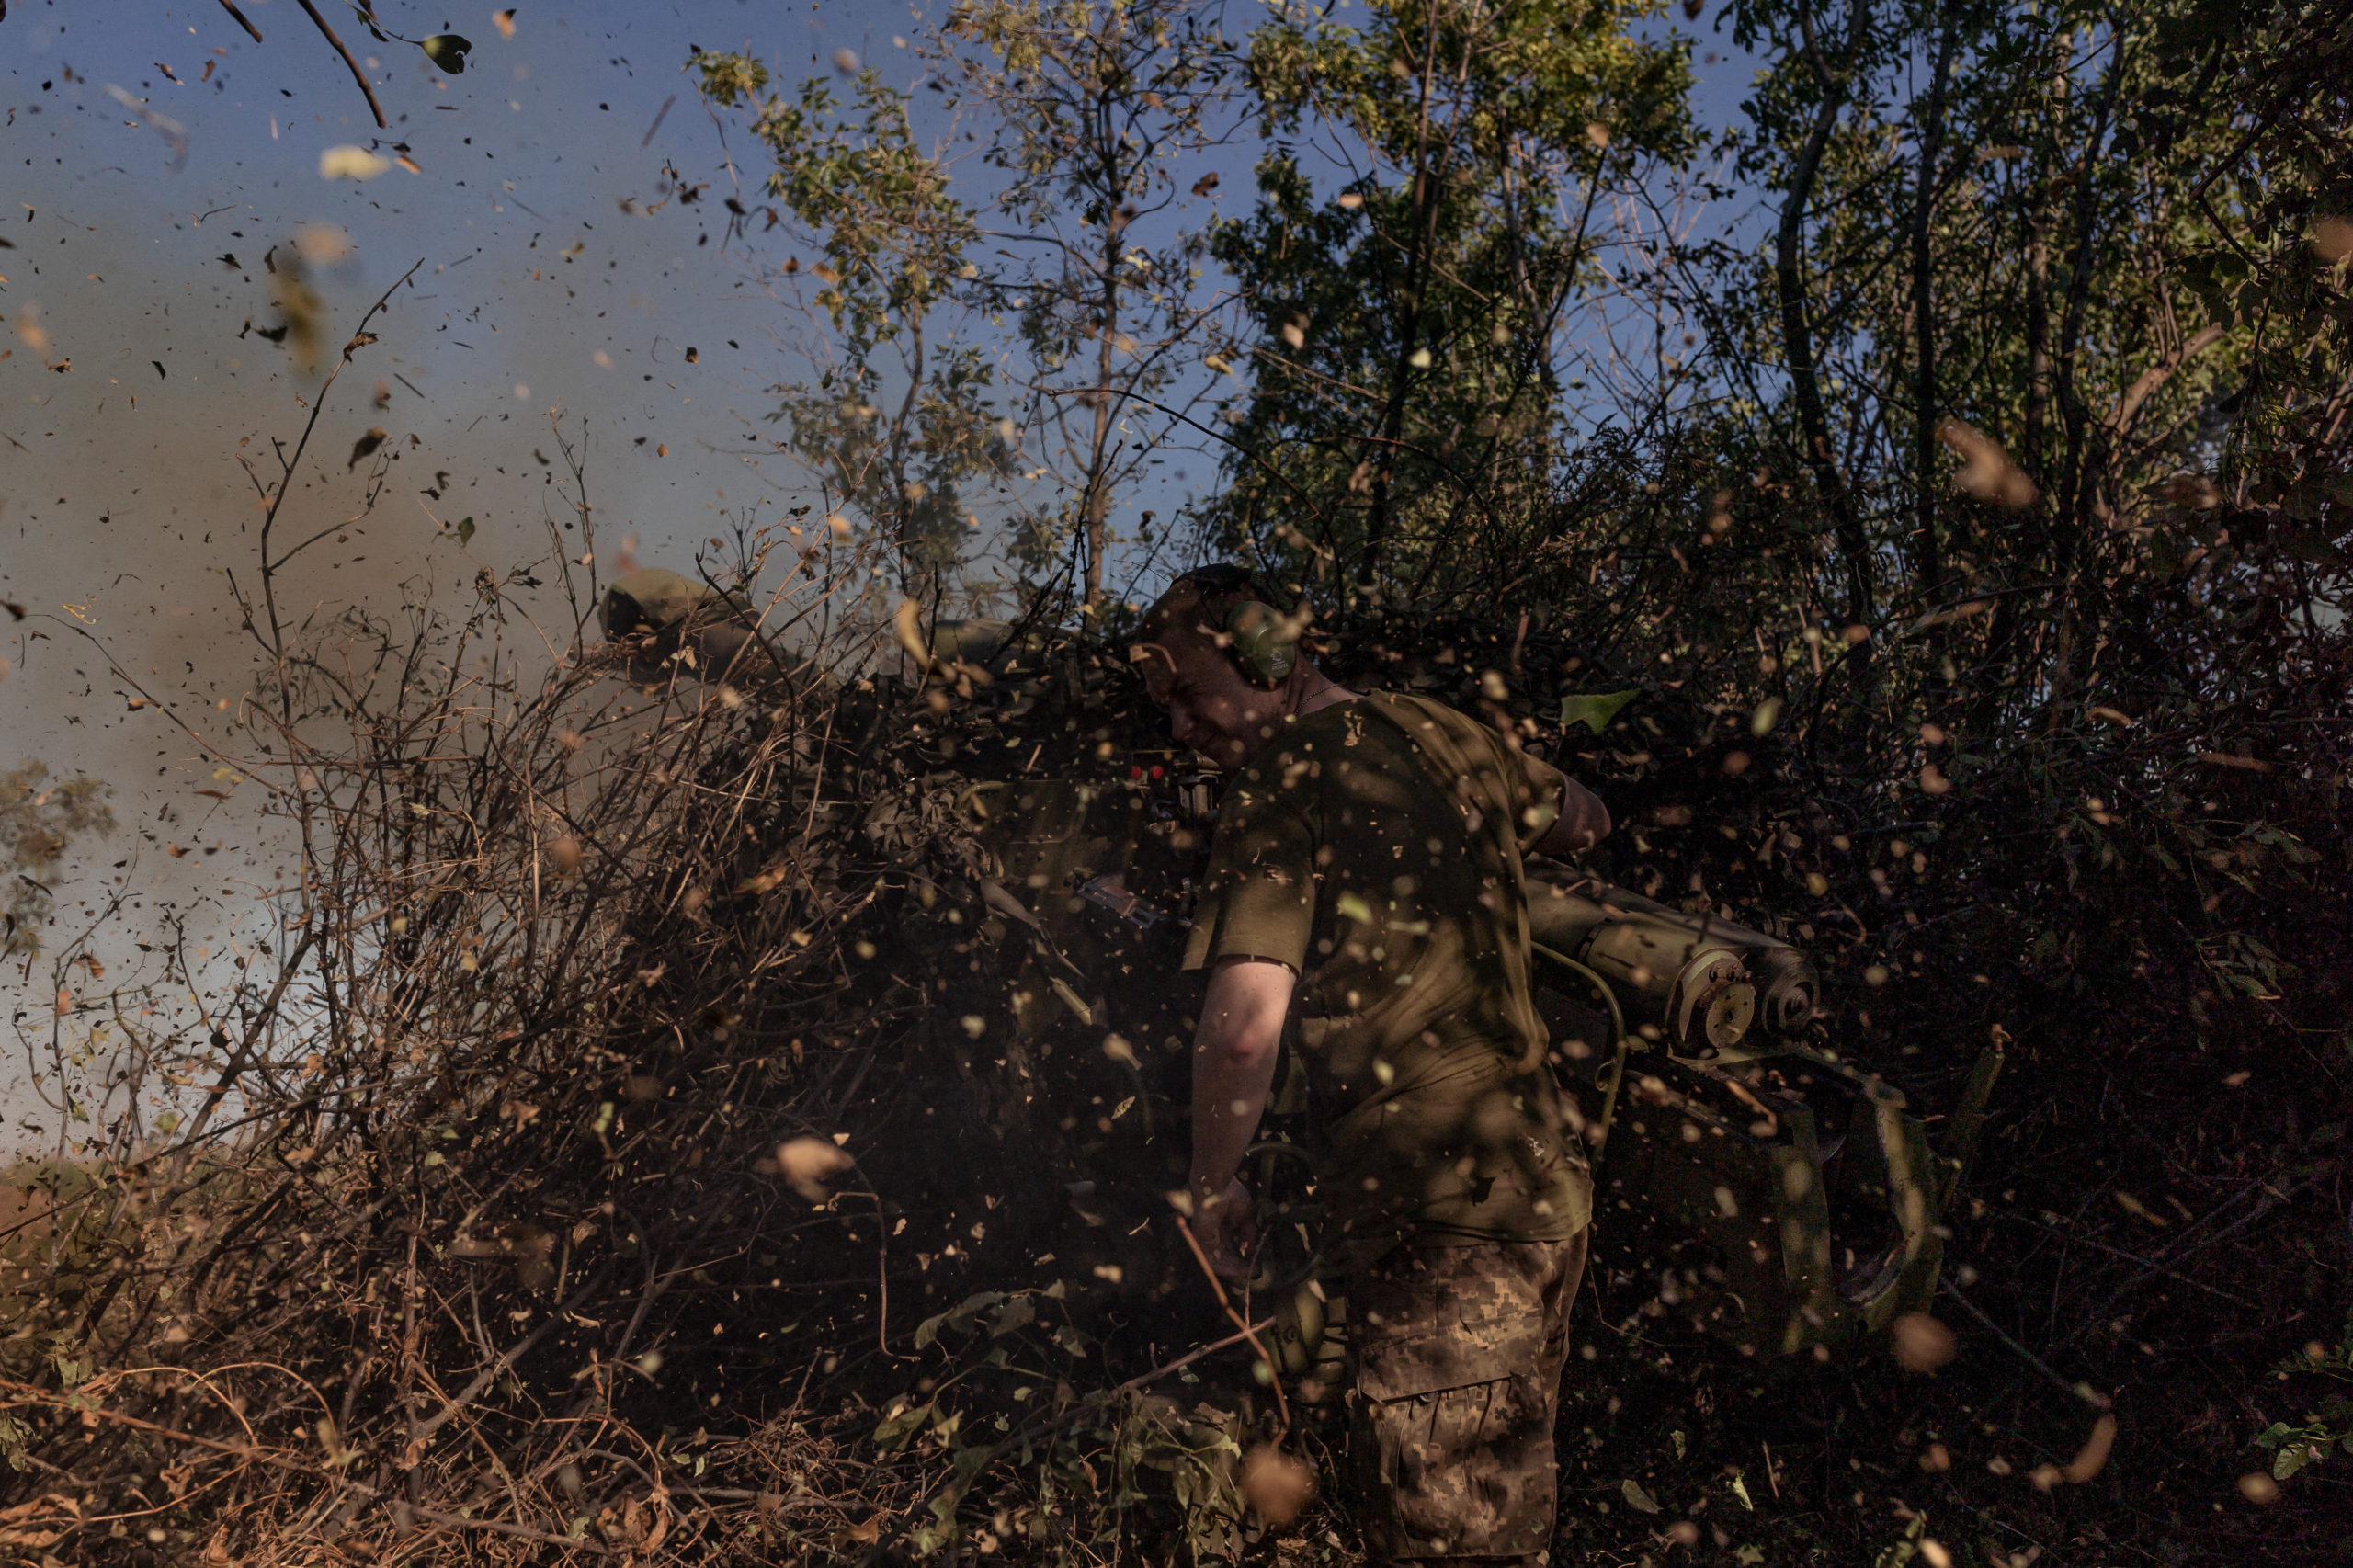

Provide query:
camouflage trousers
left=1344, top=1231, right=1588, bottom=1565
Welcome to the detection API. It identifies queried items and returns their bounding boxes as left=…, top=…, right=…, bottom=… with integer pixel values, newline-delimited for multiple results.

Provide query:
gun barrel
left=1528, top=876, right=1818, bottom=1052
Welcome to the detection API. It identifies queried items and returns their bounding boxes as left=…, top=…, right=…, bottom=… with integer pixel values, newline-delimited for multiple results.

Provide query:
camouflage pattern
left=1346, top=1231, right=1588, bottom=1563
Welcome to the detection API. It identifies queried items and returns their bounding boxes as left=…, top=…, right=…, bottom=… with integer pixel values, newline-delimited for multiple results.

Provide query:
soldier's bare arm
left=1187, top=956, right=1296, bottom=1278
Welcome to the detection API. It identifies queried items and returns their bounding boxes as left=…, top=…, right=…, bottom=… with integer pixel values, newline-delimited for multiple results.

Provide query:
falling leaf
left=1336, top=191, right=1364, bottom=210
left=152, top=360, right=166, bottom=379
left=893, top=598, right=934, bottom=670
left=2310, top=216, right=2353, bottom=266
left=2086, top=705, right=2136, bottom=727
left=104, top=84, right=189, bottom=167
left=1240, top=1446, right=1314, bottom=1525
left=454, top=517, right=477, bottom=548
left=833, top=48, right=860, bottom=74
left=395, top=153, right=423, bottom=175
left=2062, top=1413, right=2116, bottom=1483
left=546, top=835, right=582, bottom=874
left=1560, top=689, right=1637, bottom=733
left=655, top=443, right=669, bottom=458
left=421, top=34, right=473, bottom=74
left=1281, top=319, right=1307, bottom=348
left=2160, top=473, right=2221, bottom=509
left=1586, top=122, right=1611, bottom=149
left=1920, top=763, right=1951, bottom=795
left=684, top=347, right=699, bottom=364
left=1682, top=0, right=1705, bottom=16
left=319, top=145, right=392, bottom=181
left=347, top=426, right=388, bottom=470
left=493, top=9, right=518, bottom=40
left=2238, top=1472, right=2279, bottom=1504
left=1191, top=171, right=1220, bottom=198
left=1620, top=1478, right=1661, bottom=1514
left=1938, top=419, right=2038, bottom=507
left=778, top=1136, right=853, bottom=1200
left=1749, top=697, right=1782, bottom=735
left=1891, top=1312, right=1956, bottom=1371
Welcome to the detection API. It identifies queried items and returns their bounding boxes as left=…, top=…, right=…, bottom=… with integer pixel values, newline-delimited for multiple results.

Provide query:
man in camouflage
left=1131, top=566, right=1611, bottom=1566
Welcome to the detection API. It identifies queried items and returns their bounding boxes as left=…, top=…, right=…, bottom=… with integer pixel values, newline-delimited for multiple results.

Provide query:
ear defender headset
left=1177, top=564, right=1301, bottom=688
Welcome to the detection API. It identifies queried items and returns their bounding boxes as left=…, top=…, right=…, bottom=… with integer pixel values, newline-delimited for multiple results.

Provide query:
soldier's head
left=1131, top=565, right=1313, bottom=772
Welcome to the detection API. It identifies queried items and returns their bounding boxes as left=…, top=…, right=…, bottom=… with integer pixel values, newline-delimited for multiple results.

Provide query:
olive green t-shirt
left=1183, top=692, right=1592, bottom=1257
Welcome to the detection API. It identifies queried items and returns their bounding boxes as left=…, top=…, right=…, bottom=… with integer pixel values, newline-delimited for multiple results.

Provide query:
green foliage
left=938, top=0, right=1236, bottom=610
left=880, top=1285, right=1248, bottom=1562
left=1561, top=687, right=1640, bottom=733
left=2254, top=1312, right=2353, bottom=1483
left=1204, top=0, right=1694, bottom=591
left=693, top=52, right=1006, bottom=599
left=0, top=762, right=112, bottom=959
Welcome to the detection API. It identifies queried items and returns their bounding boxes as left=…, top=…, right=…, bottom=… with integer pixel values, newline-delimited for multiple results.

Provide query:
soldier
left=599, top=566, right=776, bottom=685
left=1131, top=565, right=1610, bottom=1567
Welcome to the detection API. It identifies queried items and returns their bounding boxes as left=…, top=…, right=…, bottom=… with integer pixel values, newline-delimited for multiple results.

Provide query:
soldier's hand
left=1192, top=1176, right=1257, bottom=1283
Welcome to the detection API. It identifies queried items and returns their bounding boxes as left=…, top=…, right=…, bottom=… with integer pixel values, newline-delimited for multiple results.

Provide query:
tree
left=697, top=55, right=1009, bottom=608
left=1699, top=0, right=2333, bottom=749
left=1199, top=0, right=1693, bottom=603
left=938, top=0, right=1235, bottom=616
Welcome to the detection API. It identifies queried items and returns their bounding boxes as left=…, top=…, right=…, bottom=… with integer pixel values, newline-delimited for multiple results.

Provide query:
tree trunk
left=1778, top=0, right=1873, bottom=637
left=892, top=320, right=927, bottom=599
left=1075, top=98, right=1127, bottom=616
left=1910, top=13, right=1959, bottom=652
left=2043, top=35, right=2124, bottom=724
left=1363, top=1, right=1452, bottom=592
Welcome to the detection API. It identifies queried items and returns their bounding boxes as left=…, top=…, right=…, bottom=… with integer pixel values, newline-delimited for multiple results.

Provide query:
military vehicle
left=602, top=574, right=2000, bottom=1367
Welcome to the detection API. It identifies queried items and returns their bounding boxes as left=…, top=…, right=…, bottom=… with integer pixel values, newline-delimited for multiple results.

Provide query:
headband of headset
left=1177, top=565, right=1299, bottom=688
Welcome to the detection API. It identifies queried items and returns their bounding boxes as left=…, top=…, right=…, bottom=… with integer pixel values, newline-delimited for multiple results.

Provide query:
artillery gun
left=962, top=770, right=1998, bottom=1362
left=600, top=574, right=1998, bottom=1364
